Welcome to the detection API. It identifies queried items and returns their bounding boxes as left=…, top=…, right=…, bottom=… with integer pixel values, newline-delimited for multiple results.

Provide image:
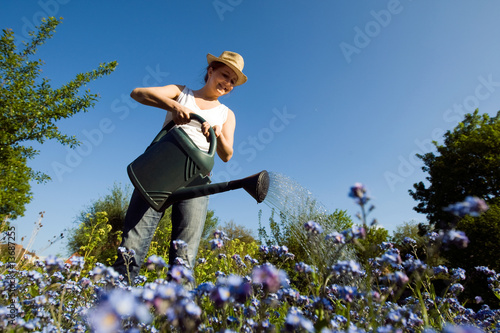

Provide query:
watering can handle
left=150, top=113, right=216, bottom=156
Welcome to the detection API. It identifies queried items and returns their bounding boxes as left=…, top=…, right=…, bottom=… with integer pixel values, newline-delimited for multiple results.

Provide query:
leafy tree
left=0, top=17, right=117, bottom=221
left=219, top=219, right=256, bottom=244
left=409, top=110, right=500, bottom=229
left=66, top=183, right=130, bottom=265
left=442, top=198, right=500, bottom=308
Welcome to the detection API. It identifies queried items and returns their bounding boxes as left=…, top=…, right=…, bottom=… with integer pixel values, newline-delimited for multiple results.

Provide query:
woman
left=112, top=51, right=247, bottom=284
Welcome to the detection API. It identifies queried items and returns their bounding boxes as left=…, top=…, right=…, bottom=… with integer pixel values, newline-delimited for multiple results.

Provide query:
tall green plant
left=0, top=17, right=117, bottom=220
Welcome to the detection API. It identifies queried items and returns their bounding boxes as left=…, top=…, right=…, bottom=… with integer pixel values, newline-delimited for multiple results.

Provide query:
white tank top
left=162, top=86, right=229, bottom=152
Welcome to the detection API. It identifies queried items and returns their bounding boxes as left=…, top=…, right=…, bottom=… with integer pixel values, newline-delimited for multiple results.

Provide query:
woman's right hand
left=171, top=106, right=192, bottom=125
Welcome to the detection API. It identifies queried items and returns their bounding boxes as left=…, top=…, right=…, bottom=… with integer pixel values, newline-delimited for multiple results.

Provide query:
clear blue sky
left=2, top=1, right=500, bottom=257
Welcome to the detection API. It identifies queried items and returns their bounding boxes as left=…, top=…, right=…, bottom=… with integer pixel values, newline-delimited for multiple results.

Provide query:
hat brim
left=207, top=53, right=247, bottom=86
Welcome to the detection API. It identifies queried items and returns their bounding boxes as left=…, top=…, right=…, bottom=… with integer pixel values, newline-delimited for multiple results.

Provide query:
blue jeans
left=112, top=189, right=208, bottom=283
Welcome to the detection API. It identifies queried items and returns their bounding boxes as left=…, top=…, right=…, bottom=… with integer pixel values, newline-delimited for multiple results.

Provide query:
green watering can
left=127, top=113, right=269, bottom=212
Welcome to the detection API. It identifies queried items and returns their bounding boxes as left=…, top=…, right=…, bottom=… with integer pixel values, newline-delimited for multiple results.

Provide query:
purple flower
left=173, top=239, right=188, bottom=250
left=304, top=220, right=323, bottom=234
left=348, top=183, right=370, bottom=204
left=394, top=271, right=409, bottom=286
left=252, top=263, right=287, bottom=293
left=168, top=265, right=194, bottom=284
left=451, top=268, right=466, bottom=281
left=337, top=286, right=357, bottom=303
left=442, top=230, right=469, bottom=248
left=444, top=196, right=489, bottom=217
left=403, top=237, right=417, bottom=245
left=284, top=307, right=314, bottom=332
left=433, top=265, right=449, bottom=275
left=210, top=286, right=231, bottom=307
left=449, top=283, right=464, bottom=294
left=146, top=255, right=167, bottom=269
left=331, top=260, right=365, bottom=277
left=325, top=231, right=345, bottom=244
left=295, top=262, right=313, bottom=274
left=210, top=238, right=224, bottom=250
left=379, top=249, right=402, bottom=268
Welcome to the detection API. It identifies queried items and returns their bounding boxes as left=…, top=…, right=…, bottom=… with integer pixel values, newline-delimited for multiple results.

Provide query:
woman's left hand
left=202, top=122, right=222, bottom=140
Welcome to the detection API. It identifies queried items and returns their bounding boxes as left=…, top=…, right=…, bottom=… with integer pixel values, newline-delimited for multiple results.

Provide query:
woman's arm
left=130, top=84, right=192, bottom=124
left=202, top=109, right=236, bottom=162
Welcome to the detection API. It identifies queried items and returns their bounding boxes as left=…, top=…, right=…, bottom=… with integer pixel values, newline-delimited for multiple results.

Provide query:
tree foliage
left=409, top=110, right=500, bottom=228
left=0, top=17, right=117, bottom=220
left=442, top=198, right=500, bottom=308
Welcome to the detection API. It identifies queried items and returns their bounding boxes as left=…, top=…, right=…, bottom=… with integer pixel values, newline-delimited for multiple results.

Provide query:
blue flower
left=325, top=231, right=345, bottom=244
left=304, top=220, right=324, bottom=234
left=252, top=263, right=287, bottom=293
left=442, top=230, right=469, bottom=248
left=444, top=196, right=489, bottom=217
left=331, top=260, right=365, bottom=277
left=348, top=183, right=370, bottom=205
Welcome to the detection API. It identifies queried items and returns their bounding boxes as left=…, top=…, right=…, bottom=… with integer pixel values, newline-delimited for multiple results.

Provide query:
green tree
left=0, top=17, right=117, bottom=221
left=409, top=110, right=500, bottom=229
left=66, top=183, right=130, bottom=265
left=219, top=219, right=256, bottom=244
left=442, top=198, right=500, bottom=308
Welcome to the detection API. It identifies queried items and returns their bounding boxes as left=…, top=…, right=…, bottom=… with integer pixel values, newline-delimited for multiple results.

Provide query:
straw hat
left=206, top=51, right=247, bottom=86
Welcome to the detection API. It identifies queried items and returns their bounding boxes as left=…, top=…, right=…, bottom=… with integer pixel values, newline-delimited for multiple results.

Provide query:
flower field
left=0, top=184, right=499, bottom=332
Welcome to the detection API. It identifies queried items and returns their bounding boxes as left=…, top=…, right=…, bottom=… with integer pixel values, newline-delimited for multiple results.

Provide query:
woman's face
left=207, top=64, right=238, bottom=96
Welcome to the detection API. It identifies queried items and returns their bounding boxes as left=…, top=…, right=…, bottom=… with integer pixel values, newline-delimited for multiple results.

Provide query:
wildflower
left=379, top=242, right=393, bottom=250
left=284, top=307, right=314, bottom=332
left=451, top=268, right=466, bottom=281
left=449, top=283, right=464, bottom=294
left=475, top=266, right=496, bottom=276
left=403, top=237, right=417, bottom=245
left=433, top=265, right=449, bottom=275
left=325, top=231, right=345, bottom=244
left=227, top=275, right=252, bottom=303
left=197, top=257, right=206, bottom=264
left=168, top=265, right=194, bottom=284
left=295, top=262, right=313, bottom=274
left=331, top=260, right=365, bottom=277
left=444, top=196, right=489, bottom=217
left=304, top=220, right=323, bottom=234
left=213, top=229, right=228, bottom=239
left=210, top=238, right=224, bottom=250
left=210, top=286, right=231, bottom=307
left=427, top=231, right=439, bottom=242
left=146, top=255, right=167, bottom=269
left=349, top=183, right=370, bottom=204
left=379, top=249, right=402, bottom=268
left=173, top=239, right=188, bottom=250
left=252, top=263, right=287, bottom=293
left=343, top=225, right=366, bottom=240
left=337, top=286, right=357, bottom=303
left=403, top=258, right=427, bottom=274
left=442, top=230, right=469, bottom=248
left=394, top=271, right=409, bottom=286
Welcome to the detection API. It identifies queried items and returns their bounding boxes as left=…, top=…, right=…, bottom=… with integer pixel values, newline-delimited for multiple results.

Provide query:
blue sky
left=2, top=1, right=500, bottom=257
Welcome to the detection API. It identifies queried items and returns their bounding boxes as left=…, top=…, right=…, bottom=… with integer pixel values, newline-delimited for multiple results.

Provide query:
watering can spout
left=164, top=170, right=270, bottom=209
